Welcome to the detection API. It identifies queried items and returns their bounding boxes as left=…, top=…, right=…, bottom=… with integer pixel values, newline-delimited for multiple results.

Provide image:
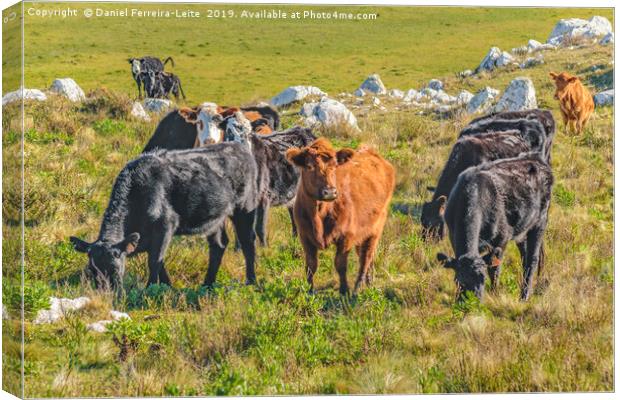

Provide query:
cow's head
left=286, top=138, right=355, bottom=201
left=179, top=104, right=225, bottom=147
left=69, top=233, right=140, bottom=289
left=421, top=194, right=447, bottom=240
left=549, top=71, right=580, bottom=99
left=223, top=111, right=253, bottom=150
left=437, top=253, right=486, bottom=300
left=128, top=58, right=141, bottom=76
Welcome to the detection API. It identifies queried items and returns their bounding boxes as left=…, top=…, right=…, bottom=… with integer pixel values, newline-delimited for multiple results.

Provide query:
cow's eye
left=306, top=164, right=314, bottom=171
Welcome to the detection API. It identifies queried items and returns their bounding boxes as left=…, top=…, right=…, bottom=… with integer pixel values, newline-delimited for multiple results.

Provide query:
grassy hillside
left=10, top=4, right=612, bottom=104
left=2, top=6, right=614, bottom=397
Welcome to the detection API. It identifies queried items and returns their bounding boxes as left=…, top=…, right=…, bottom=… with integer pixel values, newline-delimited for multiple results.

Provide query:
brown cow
left=549, top=71, right=594, bottom=134
left=286, top=138, right=395, bottom=295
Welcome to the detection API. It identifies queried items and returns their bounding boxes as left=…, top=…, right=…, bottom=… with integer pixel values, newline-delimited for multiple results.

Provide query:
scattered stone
left=403, top=89, right=422, bottom=103
left=143, top=98, right=172, bottom=113
left=520, top=55, right=545, bottom=69
left=2, top=88, right=47, bottom=106
left=420, top=87, right=438, bottom=99
left=466, top=87, right=500, bottom=114
left=476, top=47, right=515, bottom=72
left=388, top=89, right=404, bottom=99
left=34, top=297, right=91, bottom=324
left=433, top=90, right=457, bottom=104
left=512, top=45, right=529, bottom=55
left=301, top=97, right=359, bottom=130
left=455, top=90, right=474, bottom=105
left=458, top=69, right=474, bottom=78
left=428, top=79, right=444, bottom=91
left=594, top=89, right=613, bottom=106
left=493, top=77, right=537, bottom=113
left=87, top=320, right=112, bottom=333
left=49, top=78, right=85, bottom=102
left=354, top=88, right=366, bottom=97
left=527, top=39, right=543, bottom=52
left=547, top=16, right=613, bottom=45
left=270, top=85, right=326, bottom=107
left=110, top=310, right=131, bottom=321
left=358, top=74, right=387, bottom=95
left=130, top=102, right=150, bottom=121
left=372, top=97, right=381, bottom=106
left=600, top=32, right=614, bottom=45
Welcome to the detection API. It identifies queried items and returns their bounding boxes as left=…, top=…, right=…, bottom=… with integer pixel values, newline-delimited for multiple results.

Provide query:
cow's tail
left=537, top=240, right=545, bottom=278
left=178, top=80, right=186, bottom=99
left=164, top=57, right=175, bottom=67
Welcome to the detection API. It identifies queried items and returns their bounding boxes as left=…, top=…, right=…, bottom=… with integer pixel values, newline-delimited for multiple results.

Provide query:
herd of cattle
left=68, top=58, right=598, bottom=303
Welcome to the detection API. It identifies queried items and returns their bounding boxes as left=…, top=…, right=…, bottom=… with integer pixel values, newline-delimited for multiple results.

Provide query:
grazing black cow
left=143, top=71, right=186, bottom=100
left=461, top=114, right=554, bottom=162
left=468, top=109, right=555, bottom=139
left=436, top=153, right=553, bottom=301
left=128, top=56, right=174, bottom=98
left=70, top=143, right=262, bottom=289
left=421, top=131, right=532, bottom=240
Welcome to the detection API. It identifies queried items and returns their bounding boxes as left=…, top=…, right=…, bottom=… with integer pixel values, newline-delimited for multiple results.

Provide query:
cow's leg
left=158, top=267, right=171, bottom=286
left=232, top=209, right=257, bottom=285
left=335, top=242, right=351, bottom=296
left=288, top=206, right=298, bottom=237
left=301, top=238, right=318, bottom=293
left=147, top=224, right=175, bottom=286
left=353, top=236, right=379, bottom=294
left=203, top=226, right=229, bottom=287
left=521, top=227, right=544, bottom=301
left=255, top=199, right=269, bottom=247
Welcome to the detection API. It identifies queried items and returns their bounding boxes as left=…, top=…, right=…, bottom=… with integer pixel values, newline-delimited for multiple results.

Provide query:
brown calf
left=549, top=71, right=594, bottom=134
left=286, top=138, right=395, bottom=295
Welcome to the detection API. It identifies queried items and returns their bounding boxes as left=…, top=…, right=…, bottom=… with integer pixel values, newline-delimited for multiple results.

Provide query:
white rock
left=358, top=74, right=386, bottom=95
left=456, top=90, right=474, bottom=105
left=301, top=97, right=359, bottom=130
left=354, top=88, right=366, bottom=97
left=372, top=97, right=381, bottom=106
left=600, top=32, right=614, bottom=45
left=403, top=89, right=422, bottom=103
left=476, top=47, right=515, bottom=72
left=493, top=77, right=537, bottom=113
left=87, top=320, right=113, bottom=333
left=521, top=55, right=545, bottom=69
left=2, top=88, right=47, bottom=106
left=49, top=78, right=85, bottom=102
left=466, top=87, right=500, bottom=114
left=143, top=98, right=172, bottom=113
left=34, top=297, right=91, bottom=324
left=420, top=87, right=438, bottom=99
left=459, top=69, right=474, bottom=78
left=130, top=102, right=150, bottom=121
left=388, top=89, right=404, bottom=99
left=428, top=79, right=444, bottom=91
left=594, top=89, right=614, bottom=106
left=434, top=90, right=457, bottom=104
left=512, top=46, right=529, bottom=55
left=2, top=305, right=8, bottom=320
left=270, top=85, right=326, bottom=107
left=110, top=310, right=131, bottom=321
left=548, top=16, right=613, bottom=45
left=527, top=39, right=543, bottom=52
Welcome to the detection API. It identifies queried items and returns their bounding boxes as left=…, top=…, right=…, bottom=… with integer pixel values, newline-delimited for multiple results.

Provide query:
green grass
left=2, top=6, right=614, bottom=397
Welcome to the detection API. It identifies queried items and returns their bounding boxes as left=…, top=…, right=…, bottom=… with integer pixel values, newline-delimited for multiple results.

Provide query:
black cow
left=462, top=113, right=554, bottom=163
left=70, top=143, right=262, bottom=288
left=128, top=56, right=174, bottom=99
left=468, top=109, right=555, bottom=139
left=421, top=131, right=532, bottom=240
left=143, top=71, right=186, bottom=100
left=142, top=108, right=209, bottom=152
left=436, top=153, right=553, bottom=301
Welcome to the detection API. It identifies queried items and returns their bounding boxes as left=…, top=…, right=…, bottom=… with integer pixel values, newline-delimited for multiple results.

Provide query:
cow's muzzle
left=319, top=187, right=338, bottom=201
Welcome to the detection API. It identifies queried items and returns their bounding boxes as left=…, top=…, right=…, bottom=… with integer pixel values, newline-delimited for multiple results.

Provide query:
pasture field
left=1, top=4, right=615, bottom=397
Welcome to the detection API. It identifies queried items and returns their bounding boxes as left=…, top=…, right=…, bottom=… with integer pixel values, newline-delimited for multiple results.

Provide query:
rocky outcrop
left=131, top=102, right=150, bottom=121
left=33, top=297, right=91, bottom=324
left=466, top=87, right=500, bottom=114
left=547, top=16, right=613, bottom=45
left=50, top=78, right=85, bottom=102
left=476, top=47, right=515, bottom=72
left=2, top=88, right=47, bottom=106
left=358, top=74, right=386, bottom=95
left=594, top=89, right=613, bottom=106
left=143, top=98, right=172, bottom=113
left=301, top=97, right=359, bottom=130
left=493, top=77, right=537, bottom=112
left=271, top=85, right=326, bottom=107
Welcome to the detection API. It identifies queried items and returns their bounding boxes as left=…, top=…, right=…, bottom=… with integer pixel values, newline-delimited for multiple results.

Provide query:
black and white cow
left=70, top=142, right=262, bottom=289
left=128, top=56, right=174, bottom=98
left=142, top=70, right=185, bottom=100
left=437, top=153, right=553, bottom=301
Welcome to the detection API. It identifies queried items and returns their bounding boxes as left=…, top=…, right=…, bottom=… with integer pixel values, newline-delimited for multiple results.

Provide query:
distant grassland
left=5, top=4, right=612, bottom=104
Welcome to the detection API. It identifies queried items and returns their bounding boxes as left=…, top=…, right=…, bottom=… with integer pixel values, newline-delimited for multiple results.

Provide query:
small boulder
left=372, top=97, right=381, bottom=106
left=466, top=87, right=500, bottom=114
left=548, top=16, right=613, bottom=45
left=354, top=88, right=366, bottom=97
left=493, top=77, right=537, bottom=113
left=2, top=305, right=8, bottom=320
left=458, top=69, right=474, bottom=78
left=433, top=90, right=457, bottom=104
left=301, top=97, right=359, bottom=130
left=87, top=320, right=113, bottom=333
left=594, top=89, right=613, bottom=106
left=50, top=78, right=85, bottom=102
left=520, top=55, right=544, bottom=69
left=428, top=79, right=444, bottom=91
left=144, top=98, right=172, bottom=113
left=420, top=87, right=438, bottom=99
left=476, top=47, right=514, bottom=72
left=110, top=310, right=131, bottom=321
left=2, top=88, right=47, bottom=106
left=271, top=85, right=326, bottom=107
left=387, top=89, right=404, bottom=99
left=527, top=39, right=543, bottom=52
left=358, top=74, right=386, bottom=95
left=455, top=90, right=474, bottom=105
left=130, top=102, right=150, bottom=121
left=34, top=297, right=91, bottom=324
left=403, top=89, right=422, bottom=103
left=600, top=32, right=614, bottom=45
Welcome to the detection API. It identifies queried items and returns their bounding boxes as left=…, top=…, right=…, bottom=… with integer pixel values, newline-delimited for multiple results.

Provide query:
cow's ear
left=437, top=195, right=447, bottom=215
left=120, top=233, right=140, bottom=255
left=70, top=236, right=91, bottom=253
left=567, top=76, right=578, bottom=83
left=427, top=186, right=436, bottom=192
left=336, top=148, right=355, bottom=165
left=286, top=148, right=307, bottom=167
left=549, top=72, right=558, bottom=80
left=178, top=107, right=198, bottom=123
left=437, top=253, right=456, bottom=269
